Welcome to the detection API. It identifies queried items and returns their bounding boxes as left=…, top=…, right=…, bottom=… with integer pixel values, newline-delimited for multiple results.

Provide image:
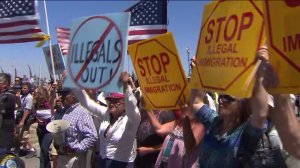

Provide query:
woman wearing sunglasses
left=186, top=47, right=273, bottom=168
left=73, top=71, right=141, bottom=168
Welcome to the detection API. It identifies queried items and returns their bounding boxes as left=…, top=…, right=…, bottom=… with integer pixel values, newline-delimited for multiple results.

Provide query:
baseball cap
left=105, top=92, right=124, bottom=100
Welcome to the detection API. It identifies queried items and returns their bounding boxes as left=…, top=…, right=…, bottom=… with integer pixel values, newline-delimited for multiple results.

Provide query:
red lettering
left=224, top=15, right=238, bottom=42
left=142, top=57, right=151, bottom=75
left=216, top=17, right=226, bottom=42
left=205, top=12, right=254, bottom=43
left=159, top=52, right=170, bottom=73
left=284, top=0, right=300, bottom=7
left=151, top=55, right=161, bottom=74
left=283, top=33, right=300, bottom=52
left=138, top=59, right=146, bottom=76
left=237, top=12, right=253, bottom=40
left=205, top=20, right=215, bottom=44
left=138, top=53, right=170, bottom=76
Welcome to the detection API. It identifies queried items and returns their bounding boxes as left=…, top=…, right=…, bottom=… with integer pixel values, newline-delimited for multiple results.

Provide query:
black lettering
left=99, top=42, right=106, bottom=63
left=113, top=40, right=121, bottom=63
left=81, top=67, right=89, bottom=83
left=98, top=67, right=107, bottom=83
left=90, top=67, right=97, bottom=83
left=79, top=42, right=85, bottom=63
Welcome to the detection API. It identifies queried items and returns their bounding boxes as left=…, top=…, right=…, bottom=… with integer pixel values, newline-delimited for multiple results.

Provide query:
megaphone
left=46, top=120, right=70, bottom=146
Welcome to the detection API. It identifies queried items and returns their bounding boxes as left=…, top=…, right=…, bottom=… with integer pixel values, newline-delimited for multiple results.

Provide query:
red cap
left=105, top=92, right=124, bottom=100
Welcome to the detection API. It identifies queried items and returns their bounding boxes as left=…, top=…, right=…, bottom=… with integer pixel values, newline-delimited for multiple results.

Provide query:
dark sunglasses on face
left=218, top=95, right=236, bottom=103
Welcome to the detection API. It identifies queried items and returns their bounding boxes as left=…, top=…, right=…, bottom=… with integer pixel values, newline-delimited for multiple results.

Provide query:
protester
left=187, top=47, right=272, bottom=167
left=0, top=73, right=16, bottom=151
left=40, top=89, right=69, bottom=168
left=15, top=82, right=36, bottom=158
left=73, top=71, right=141, bottom=168
left=0, top=73, right=25, bottom=167
left=55, top=89, right=97, bottom=168
left=33, top=86, right=52, bottom=168
left=142, top=95, right=204, bottom=168
left=269, top=94, right=300, bottom=159
left=13, top=77, right=22, bottom=91
left=135, top=108, right=175, bottom=168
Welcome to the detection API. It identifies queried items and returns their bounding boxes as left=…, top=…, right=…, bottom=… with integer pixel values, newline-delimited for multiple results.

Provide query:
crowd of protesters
left=1, top=46, right=300, bottom=168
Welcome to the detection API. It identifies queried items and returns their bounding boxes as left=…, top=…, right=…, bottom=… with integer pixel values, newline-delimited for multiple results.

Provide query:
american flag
left=0, top=0, right=44, bottom=44
left=55, top=0, right=167, bottom=54
left=56, top=27, right=70, bottom=56
left=126, top=0, right=168, bottom=44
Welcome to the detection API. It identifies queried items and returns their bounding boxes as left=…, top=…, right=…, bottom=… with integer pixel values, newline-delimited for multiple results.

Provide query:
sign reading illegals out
left=190, top=0, right=265, bottom=98
left=128, top=32, right=190, bottom=110
left=43, top=44, right=66, bottom=75
left=63, top=13, right=130, bottom=93
left=264, top=0, right=300, bottom=94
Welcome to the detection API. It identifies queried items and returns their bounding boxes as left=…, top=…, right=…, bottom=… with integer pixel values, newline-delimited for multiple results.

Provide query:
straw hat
left=46, top=120, right=70, bottom=133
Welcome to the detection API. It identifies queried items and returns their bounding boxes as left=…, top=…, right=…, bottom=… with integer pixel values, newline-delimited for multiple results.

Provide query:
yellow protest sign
left=264, top=0, right=300, bottom=94
left=191, top=0, right=265, bottom=98
left=128, top=32, right=190, bottom=110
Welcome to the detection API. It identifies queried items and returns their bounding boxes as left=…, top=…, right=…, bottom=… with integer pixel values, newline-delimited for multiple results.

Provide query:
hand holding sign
left=64, top=12, right=130, bottom=93
left=192, top=0, right=265, bottom=98
left=128, top=32, right=190, bottom=110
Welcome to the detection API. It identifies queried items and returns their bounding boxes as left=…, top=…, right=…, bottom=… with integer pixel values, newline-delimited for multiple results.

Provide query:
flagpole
left=43, top=0, right=57, bottom=84
left=13, top=61, right=15, bottom=80
left=186, top=47, right=191, bottom=77
left=39, top=65, right=41, bottom=86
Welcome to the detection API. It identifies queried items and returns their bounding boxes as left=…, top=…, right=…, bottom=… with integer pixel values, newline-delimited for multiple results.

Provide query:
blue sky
left=0, top=0, right=207, bottom=79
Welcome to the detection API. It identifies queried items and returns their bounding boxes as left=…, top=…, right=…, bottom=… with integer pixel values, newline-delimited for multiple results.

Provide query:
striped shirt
left=62, top=103, right=97, bottom=152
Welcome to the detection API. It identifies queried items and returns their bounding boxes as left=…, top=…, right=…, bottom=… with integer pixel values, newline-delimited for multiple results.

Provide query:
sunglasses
left=218, top=95, right=236, bottom=104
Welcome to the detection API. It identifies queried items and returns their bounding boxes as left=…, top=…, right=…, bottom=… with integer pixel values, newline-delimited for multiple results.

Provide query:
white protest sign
left=43, top=44, right=66, bottom=75
left=63, top=12, right=130, bottom=93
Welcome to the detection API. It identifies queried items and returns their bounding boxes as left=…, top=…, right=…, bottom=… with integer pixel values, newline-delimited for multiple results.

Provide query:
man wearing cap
left=73, top=71, right=141, bottom=168
left=55, top=89, right=98, bottom=168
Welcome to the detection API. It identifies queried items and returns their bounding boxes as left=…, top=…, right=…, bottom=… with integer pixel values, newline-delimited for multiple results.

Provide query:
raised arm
left=179, top=100, right=205, bottom=152
left=182, top=116, right=205, bottom=152
left=146, top=109, right=175, bottom=137
left=270, top=95, right=300, bottom=159
left=72, top=89, right=107, bottom=120
left=249, top=47, right=271, bottom=129
left=120, top=71, right=141, bottom=124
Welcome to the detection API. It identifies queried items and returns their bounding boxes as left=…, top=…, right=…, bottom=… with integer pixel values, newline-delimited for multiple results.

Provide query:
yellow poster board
left=264, top=0, right=300, bottom=94
left=128, top=32, right=190, bottom=110
left=191, top=0, right=265, bottom=98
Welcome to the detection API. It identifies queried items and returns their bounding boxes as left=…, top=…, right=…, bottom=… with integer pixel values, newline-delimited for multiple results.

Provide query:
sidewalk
left=20, top=156, right=39, bottom=168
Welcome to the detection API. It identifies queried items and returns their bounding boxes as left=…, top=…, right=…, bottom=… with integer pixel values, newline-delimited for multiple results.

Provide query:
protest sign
left=191, top=0, right=265, bottom=98
left=264, top=0, right=300, bottom=93
left=63, top=12, right=130, bottom=92
left=128, top=32, right=190, bottom=110
left=43, top=44, right=65, bottom=75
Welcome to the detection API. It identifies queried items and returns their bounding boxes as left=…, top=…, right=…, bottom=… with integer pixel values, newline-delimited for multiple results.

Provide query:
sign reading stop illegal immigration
left=264, top=0, right=300, bottom=94
left=128, top=32, right=190, bottom=110
left=192, top=0, right=265, bottom=98
left=63, top=13, right=130, bottom=92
